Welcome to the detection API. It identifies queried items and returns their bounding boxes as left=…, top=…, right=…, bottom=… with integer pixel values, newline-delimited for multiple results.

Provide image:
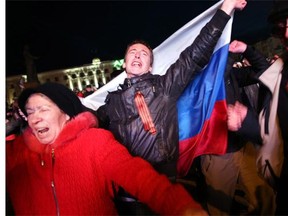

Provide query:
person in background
left=6, top=97, right=28, bottom=140
left=73, top=87, right=84, bottom=98
left=266, top=1, right=288, bottom=214
left=96, top=0, right=247, bottom=214
left=199, top=39, right=276, bottom=215
left=83, top=84, right=95, bottom=97
left=6, top=82, right=208, bottom=216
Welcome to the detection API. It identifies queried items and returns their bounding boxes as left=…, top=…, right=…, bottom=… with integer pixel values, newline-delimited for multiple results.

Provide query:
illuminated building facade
left=6, top=58, right=124, bottom=105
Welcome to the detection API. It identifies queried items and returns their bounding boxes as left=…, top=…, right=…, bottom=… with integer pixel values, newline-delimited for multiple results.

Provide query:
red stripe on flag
left=177, top=100, right=228, bottom=177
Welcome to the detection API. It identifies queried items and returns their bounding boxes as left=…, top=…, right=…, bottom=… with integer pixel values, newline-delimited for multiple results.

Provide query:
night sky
left=6, top=0, right=274, bottom=77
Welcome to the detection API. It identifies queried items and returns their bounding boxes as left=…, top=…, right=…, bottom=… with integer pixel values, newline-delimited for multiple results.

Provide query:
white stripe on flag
left=82, top=0, right=233, bottom=111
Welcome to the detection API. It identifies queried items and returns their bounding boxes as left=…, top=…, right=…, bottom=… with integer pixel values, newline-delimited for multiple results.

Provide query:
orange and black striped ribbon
left=134, top=91, right=156, bottom=135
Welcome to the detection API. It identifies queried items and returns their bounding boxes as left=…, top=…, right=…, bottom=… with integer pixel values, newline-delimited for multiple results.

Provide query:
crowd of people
left=73, top=84, right=97, bottom=98
left=5, top=0, right=288, bottom=215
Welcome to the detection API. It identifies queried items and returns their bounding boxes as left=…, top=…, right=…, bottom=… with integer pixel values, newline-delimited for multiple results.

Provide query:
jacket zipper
left=127, top=79, right=131, bottom=87
left=51, top=148, right=60, bottom=216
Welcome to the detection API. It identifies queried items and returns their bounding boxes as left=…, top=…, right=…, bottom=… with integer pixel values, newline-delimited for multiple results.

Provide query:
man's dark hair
left=124, top=40, right=154, bottom=66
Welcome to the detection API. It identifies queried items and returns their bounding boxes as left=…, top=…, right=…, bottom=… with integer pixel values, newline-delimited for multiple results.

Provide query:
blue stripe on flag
left=177, top=44, right=229, bottom=141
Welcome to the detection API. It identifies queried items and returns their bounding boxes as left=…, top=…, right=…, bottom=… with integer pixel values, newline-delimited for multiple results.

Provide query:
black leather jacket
left=97, top=9, right=230, bottom=177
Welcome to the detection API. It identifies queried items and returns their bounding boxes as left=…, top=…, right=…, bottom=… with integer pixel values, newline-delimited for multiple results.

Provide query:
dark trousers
left=115, top=199, right=157, bottom=216
left=114, top=162, right=177, bottom=215
left=276, top=157, right=288, bottom=215
left=114, top=176, right=176, bottom=215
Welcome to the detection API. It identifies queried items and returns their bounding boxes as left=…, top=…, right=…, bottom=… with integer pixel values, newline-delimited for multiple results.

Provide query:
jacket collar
left=122, top=72, right=153, bottom=88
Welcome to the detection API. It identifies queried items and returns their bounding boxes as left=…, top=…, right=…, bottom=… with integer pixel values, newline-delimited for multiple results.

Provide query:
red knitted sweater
left=6, top=111, right=201, bottom=215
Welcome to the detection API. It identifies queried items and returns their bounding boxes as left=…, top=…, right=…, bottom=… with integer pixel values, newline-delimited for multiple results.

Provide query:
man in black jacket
left=97, top=0, right=247, bottom=214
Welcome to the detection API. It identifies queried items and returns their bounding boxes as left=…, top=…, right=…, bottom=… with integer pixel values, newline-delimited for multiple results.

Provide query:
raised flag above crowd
left=82, top=0, right=232, bottom=177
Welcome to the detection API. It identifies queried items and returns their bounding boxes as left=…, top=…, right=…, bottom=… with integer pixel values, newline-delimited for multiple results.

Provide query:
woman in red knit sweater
left=6, top=82, right=207, bottom=215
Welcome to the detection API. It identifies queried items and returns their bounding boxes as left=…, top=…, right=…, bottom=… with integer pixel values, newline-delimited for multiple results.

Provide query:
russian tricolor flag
left=83, top=0, right=232, bottom=177
left=177, top=44, right=229, bottom=177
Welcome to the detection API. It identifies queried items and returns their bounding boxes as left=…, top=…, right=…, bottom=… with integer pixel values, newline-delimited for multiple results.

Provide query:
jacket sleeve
left=6, top=135, right=26, bottom=173
left=243, top=45, right=270, bottom=74
left=97, top=130, right=203, bottom=215
left=162, top=9, right=231, bottom=98
left=237, top=108, right=262, bottom=145
left=233, top=46, right=270, bottom=87
left=232, top=66, right=259, bottom=87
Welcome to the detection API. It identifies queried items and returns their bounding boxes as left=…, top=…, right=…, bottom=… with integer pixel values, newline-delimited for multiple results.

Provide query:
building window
left=88, top=71, right=93, bottom=76
left=64, top=75, right=68, bottom=80
left=54, top=77, right=59, bottom=82
left=46, top=78, right=51, bottom=82
left=80, top=72, right=85, bottom=77
left=71, top=74, right=77, bottom=79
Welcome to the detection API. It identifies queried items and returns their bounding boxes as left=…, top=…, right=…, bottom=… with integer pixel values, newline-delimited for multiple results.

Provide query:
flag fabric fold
left=177, top=45, right=229, bottom=177
left=83, top=0, right=232, bottom=177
